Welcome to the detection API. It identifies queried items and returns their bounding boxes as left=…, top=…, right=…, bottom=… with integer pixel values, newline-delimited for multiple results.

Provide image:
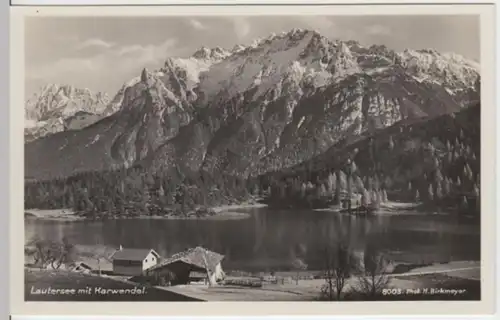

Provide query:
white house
left=111, top=247, right=160, bottom=276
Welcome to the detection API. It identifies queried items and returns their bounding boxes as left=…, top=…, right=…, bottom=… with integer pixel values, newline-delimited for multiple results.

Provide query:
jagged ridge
left=25, top=28, right=480, bottom=181
left=25, top=84, right=111, bottom=141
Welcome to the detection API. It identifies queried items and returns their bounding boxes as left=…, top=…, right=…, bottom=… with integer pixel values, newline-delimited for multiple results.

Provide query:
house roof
left=72, top=261, right=93, bottom=270
left=111, top=248, right=160, bottom=261
left=149, top=246, right=224, bottom=272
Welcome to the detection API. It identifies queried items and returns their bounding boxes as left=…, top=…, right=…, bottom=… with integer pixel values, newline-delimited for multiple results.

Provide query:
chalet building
left=111, top=246, right=161, bottom=276
left=146, top=246, right=225, bottom=285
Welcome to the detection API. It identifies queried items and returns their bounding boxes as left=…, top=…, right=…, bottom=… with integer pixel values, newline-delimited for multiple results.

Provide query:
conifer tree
left=384, top=176, right=392, bottom=189
left=435, top=169, right=443, bottom=184
left=339, top=171, right=347, bottom=190
left=361, top=189, right=370, bottom=206
left=428, top=184, right=434, bottom=201
left=327, top=173, right=337, bottom=194
left=473, top=184, right=480, bottom=197
left=347, top=176, right=354, bottom=205
left=371, top=190, right=378, bottom=205
left=373, top=190, right=381, bottom=208
left=335, top=172, right=342, bottom=206
left=443, top=178, right=451, bottom=195
left=355, top=176, right=364, bottom=193
left=388, top=136, right=394, bottom=151
left=300, top=183, right=307, bottom=198
left=461, top=196, right=468, bottom=209
left=320, top=184, right=328, bottom=198
left=382, top=189, right=388, bottom=203
left=435, top=181, right=443, bottom=200
left=433, top=157, right=439, bottom=169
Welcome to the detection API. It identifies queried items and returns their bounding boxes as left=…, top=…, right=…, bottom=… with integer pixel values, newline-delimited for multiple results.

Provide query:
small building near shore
left=111, top=247, right=161, bottom=276
left=146, top=246, right=225, bottom=285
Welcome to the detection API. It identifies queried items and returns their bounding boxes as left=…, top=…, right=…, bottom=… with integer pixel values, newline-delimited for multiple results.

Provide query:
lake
left=24, top=207, right=480, bottom=272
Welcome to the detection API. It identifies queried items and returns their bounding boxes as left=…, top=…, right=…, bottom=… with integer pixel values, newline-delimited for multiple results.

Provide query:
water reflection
left=25, top=208, right=480, bottom=271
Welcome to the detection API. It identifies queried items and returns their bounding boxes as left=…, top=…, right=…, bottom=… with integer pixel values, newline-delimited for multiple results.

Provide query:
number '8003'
left=382, top=288, right=402, bottom=295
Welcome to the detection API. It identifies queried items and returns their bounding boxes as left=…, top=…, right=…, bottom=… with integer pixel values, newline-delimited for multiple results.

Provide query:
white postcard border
left=9, top=3, right=497, bottom=317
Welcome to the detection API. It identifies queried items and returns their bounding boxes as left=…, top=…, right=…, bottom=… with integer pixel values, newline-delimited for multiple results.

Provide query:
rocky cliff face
left=148, top=30, right=479, bottom=177
left=24, top=28, right=480, bottom=181
left=25, top=84, right=111, bottom=141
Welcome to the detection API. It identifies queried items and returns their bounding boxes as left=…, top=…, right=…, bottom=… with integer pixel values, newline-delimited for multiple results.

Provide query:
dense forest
left=259, top=104, right=481, bottom=214
left=25, top=104, right=480, bottom=218
left=25, top=166, right=261, bottom=219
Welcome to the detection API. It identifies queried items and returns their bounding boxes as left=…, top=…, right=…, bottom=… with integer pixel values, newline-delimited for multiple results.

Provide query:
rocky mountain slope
left=25, top=84, right=111, bottom=141
left=260, top=102, right=480, bottom=208
left=25, top=29, right=480, bottom=181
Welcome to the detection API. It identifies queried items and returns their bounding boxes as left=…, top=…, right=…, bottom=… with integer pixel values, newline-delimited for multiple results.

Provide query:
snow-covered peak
left=24, top=84, right=112, bottom=141
left=192, top=46, right=231, bottom=61
left=231, top=44, right=246, bottom=53
left=25, top=84, right=110, bottom=122
left=103, top=28, right=480, bottom=118
left=193, top=29, right=364, bottom=104
left=288, top=27, right=306, bottom=37
left=337, top=41, right=352, bottom=55
left=397, top=48, right=479, bottom=90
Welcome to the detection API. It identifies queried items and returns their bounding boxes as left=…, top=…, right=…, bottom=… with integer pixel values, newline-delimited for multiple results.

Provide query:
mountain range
left=25, top=84, right=111, bottom=142
left=24, top=28, right=480, bottom=181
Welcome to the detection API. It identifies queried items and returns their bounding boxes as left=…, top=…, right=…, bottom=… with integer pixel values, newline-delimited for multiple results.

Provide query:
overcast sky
left=25, top=15, right=479, bottom=98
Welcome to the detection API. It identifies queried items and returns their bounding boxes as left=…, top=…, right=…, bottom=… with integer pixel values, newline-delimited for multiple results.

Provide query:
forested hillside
left=25, top=103, right=480, bottom=218
left=259, top=104, right=480, bottom=213
left=25, top=164, right=260, bottom=219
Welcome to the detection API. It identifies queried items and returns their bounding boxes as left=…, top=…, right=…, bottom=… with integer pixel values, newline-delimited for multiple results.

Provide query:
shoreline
left=314, top=201, right=422, bottom=215
left=24, top=203, right=268, bottom=222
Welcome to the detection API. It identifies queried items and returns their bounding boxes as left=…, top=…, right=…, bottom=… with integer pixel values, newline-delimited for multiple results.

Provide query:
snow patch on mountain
left=107, top=28, right=479, bottom=117
left=25, top=84, right=110, bottom=122
left=24, top=28, right=482, bottom=179
left=24, top=84, right=111, bottom=141
left=398, top=49, right=479, bottom=90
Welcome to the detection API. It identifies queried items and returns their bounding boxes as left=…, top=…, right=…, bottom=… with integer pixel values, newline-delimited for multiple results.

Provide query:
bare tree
left=25, top=236, right=76, bottom=269
left=356, top=243, right=390, bottom=299
left=202, top=250, right=216, bottom=287
left=25, top=236, right=50, bottom=267
left=79, top=245, right=113, bottom=276
left=321, top=242, right=358, bottom=301
left=291, top=258, right=308, bottom=285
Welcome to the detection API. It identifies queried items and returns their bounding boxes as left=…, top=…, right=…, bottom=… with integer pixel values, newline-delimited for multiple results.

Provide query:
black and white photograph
left=17, top=7, right=492, bottom=307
